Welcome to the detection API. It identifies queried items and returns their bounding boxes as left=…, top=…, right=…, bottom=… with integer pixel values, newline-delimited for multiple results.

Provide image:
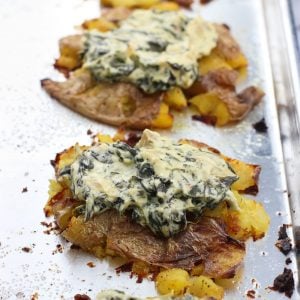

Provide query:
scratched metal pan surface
left=0, top=0, right=299, bottom=299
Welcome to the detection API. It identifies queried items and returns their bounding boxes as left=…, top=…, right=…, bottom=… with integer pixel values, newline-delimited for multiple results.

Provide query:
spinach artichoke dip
left=83, top=9, right=218, bottom=93
left=96, top=290, right=197, bottom=300
left=59, top=130, right=239, bottom=237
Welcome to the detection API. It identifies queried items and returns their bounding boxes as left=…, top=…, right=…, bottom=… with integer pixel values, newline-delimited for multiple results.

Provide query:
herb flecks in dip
left=60, top=130, right=238, bottom=237
left=83, top=10, right=218, bottom=93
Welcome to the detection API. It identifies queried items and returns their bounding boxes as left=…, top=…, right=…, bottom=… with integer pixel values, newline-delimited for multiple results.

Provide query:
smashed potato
left=46, top=134, right=269, bottom=300
left=49, top=15, right=261, bottom=129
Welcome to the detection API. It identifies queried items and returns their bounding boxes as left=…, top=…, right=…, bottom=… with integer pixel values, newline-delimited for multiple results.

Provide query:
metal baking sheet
left=0, top=0, right=299, bottom=299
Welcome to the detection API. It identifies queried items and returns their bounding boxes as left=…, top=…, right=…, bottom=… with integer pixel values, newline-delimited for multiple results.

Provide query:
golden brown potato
left=101, top=0, right=160, bottom=8
left=204, top=192, right=270, bottom=241
left=214, top=24, right=248, bottom=70
left=151, top=1, right=180, bottom=10
left=225, top=157, right=260, bottom=194
left=163, top=87, right=188, bottom=110
left=189, top=92, right=231, bottom=126
left=54, top=35, right=83, bottom=72
left=189, top=276, right=224, bottom=300
left=52, top=144, right=88, bottom=176
left=156, top=269, right=190, bottom=295
left=151, top=102, right=174, bottom=129
left=187, top=69, right=264, bottom=126
left=82, top=17, right=116, bottom=32
left=199, top=50, right=232, bottom=75
left=96, top=133, right=114, bottom=143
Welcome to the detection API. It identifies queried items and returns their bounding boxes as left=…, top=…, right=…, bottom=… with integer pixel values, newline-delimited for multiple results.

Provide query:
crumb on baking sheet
left=116, top=262, right=133, bottom=274
left=123, top=131, right=142, bottom=147
left=40, top=221, right=52, bottom=228
left=253, top=118, right=268, bottom=133
left=270, top=268, right=294, bottom=298
left=175, top=0, right=193, bottom=7
left=251, top=278, right=259, bottom=289
left=50, top=159, right=55, bottom=167
left=285, top=258, right=292, bottom=265
left=87, top=262, right=96, bottom=268
left=246, top=289, right=256, bottom=299
left=74, top=294, right=91, bottom=300
left=192, top=114, right=217, bottom=126
left=41, top=221, right=60, bottom=235
left=52, top=244, right=63, bottom=255
left=87, top=129, right=93, bottom=135
left=30, top=292, right=39, bottom=300
left=21, top=187, right=28, bottom=193
left=21, top=247, right=32, bottom=253
left=200, top=0, right=214, bottom=4
left=276, top=224, right=292, bottom=255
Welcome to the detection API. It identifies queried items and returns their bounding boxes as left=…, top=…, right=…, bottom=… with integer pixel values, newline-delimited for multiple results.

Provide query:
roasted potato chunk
left=164, top=87, right=188, bottom=110
left=187, top=69, right=264, bottom=126
left=199, top=50, right=232, bottom=75
left=156, top=269, right=190, bottom=295
left=151, top=1, right=180, bottom=10
left=225, top=157, right=260, bottom=194
left=189, top=276, right=224, bottom=300
left=214, top=24, right=248, bottom=70
left=97, top=133, right=114, bottom=143
left=52, top=144, right=87, bottom=175
left=101, top=0, right=160, bottom=8
left=54, top=35, right=83, bottom=72
left=190, top=92, right=231, bottom=126
left=82, top=18, right=116, bottom=32
left=151, top=102, right=174, bottom=129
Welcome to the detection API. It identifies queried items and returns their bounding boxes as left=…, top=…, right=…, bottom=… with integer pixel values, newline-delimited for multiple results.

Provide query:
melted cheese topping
left=66, top=130, right=238, bottom=237
left=83, top=10, right=218, bottom=93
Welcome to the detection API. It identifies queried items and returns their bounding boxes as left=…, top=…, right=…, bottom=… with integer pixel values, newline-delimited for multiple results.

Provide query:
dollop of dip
left=83, top=9, right=218, bottom=93
left=62, top=130, right=238, bottom=238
